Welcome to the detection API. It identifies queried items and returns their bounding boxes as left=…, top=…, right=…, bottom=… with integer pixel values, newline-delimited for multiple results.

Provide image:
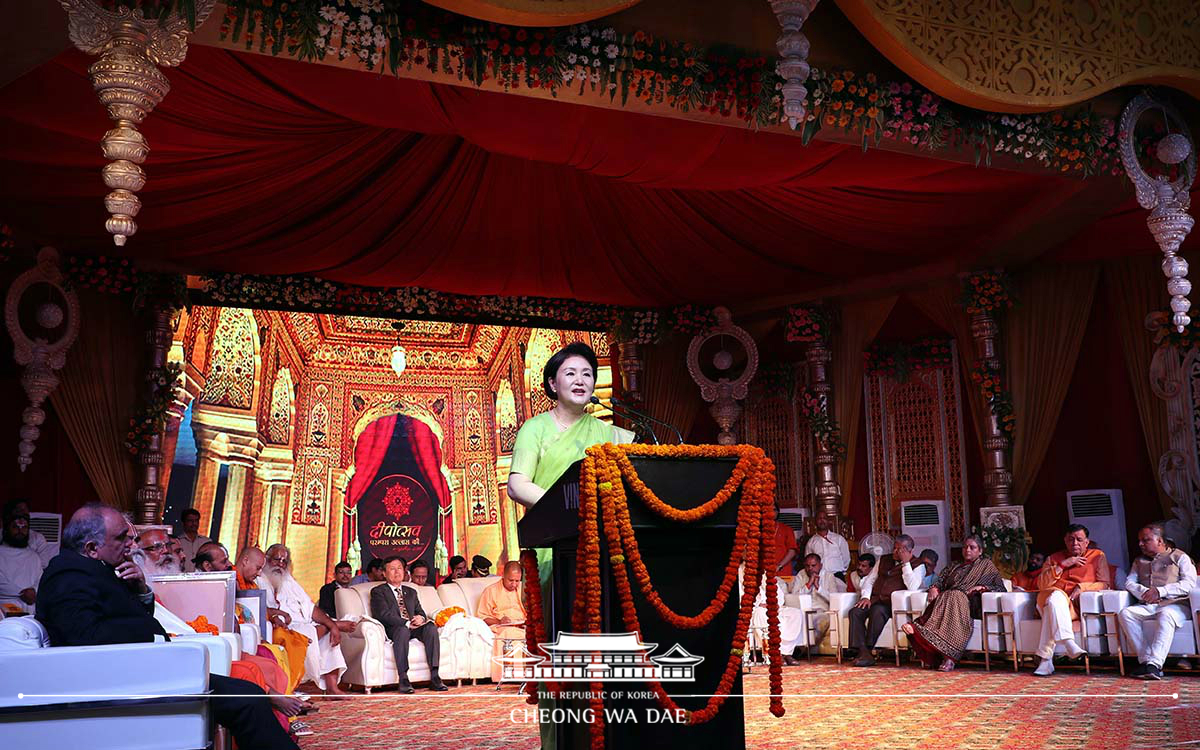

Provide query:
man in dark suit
left=38, top=503, right=299, bottom=750
left=369, top=555, right=447, bottom=693
left=318, top=560, right=353, bottom=618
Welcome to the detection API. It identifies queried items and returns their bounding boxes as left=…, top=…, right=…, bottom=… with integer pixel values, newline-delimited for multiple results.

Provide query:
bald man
left=38, top=504, right=298, bottom=749
left=194, top=541, right=232, bottom=572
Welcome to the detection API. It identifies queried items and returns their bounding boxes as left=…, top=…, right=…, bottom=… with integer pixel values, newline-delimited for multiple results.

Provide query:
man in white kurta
left=1118, top=524, right=1198, bottom=680
left=788, top=553, right=847, bottom=651
left=259, top=544, right=349, bottom=694
left=0, top=506, right=42, bottom=615
left=804, top=512, right=851, bottom=576
left=750, top=576, right=805, bottom=664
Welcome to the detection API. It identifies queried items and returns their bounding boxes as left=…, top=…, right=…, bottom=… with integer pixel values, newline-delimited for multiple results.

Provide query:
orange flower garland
left=186, top=615, right=219, bottom=635
left=574, top=443, right=785, bottom=749
left=520, top=549, right=560, bottom=704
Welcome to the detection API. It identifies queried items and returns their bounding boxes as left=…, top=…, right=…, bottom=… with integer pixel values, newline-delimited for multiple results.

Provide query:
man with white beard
left=132, top=528, right=183, bottom=577
left=259, top=543, right=351, bottom=696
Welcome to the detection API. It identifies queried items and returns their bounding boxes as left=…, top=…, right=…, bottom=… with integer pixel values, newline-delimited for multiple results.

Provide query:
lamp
left=390, top=321, right=406, bottom=378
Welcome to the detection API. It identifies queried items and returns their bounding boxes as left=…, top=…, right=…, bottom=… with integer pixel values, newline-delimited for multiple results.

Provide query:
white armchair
left=0, top=617, right=212, bottom=750
left=1109, top=589, right=1200, bottom=672
left=335, top=580, right=495, bottom=691
left=1000, top=589, right=1107, bottom=672
left=827, top=592, right=862, bottom=663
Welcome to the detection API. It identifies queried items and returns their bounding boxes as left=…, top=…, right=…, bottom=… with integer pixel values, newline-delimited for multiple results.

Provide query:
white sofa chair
left=0, top=617, right=213, bottom=750
left=999, top=589, right=1108, bottom=672
left=1110, top=589, right=1200, bottom=671
left=336, top=579, right=496, bottom=691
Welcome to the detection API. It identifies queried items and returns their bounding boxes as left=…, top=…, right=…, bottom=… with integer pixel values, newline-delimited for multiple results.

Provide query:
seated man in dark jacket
left=37, top=503, right=299, bottom=750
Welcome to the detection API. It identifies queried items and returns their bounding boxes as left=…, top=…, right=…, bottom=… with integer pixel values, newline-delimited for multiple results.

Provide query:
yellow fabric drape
left=48, top=291, right=139, bottom=510
left=906, top=280, right=992, bottom=456
left=833, top=296, right=898, bottom=512
left=1104, top=257, right=1173, bottom=515
left=1006, top=264, right=1099, bottom=504
left=640, top=336, right=702, bottom=444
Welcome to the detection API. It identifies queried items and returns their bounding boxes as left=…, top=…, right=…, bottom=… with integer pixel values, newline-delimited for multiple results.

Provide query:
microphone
left=590, top=396, right=659, bottom=445
left=611, top=396, right=684, bottom=445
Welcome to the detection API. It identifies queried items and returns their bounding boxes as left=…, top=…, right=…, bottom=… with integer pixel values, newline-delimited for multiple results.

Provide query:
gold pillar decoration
left=134, top=303, right=177, bottom=525
left=804, top=338, right=842, bottom=521
left=617, top=340, right=644, bottom=404
left=687, top=307, right=758, bottom=445
left=1119, top=93, right=1197, bottom=334
left=58, top=0, right=216, bottom=246
left=969, top=308, right=1013, bottom=507
left=769, top=0, right=821, bottom=129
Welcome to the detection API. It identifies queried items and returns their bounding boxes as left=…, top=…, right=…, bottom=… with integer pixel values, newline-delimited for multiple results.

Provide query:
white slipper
left=1033, top=658, right=1055, bottom=676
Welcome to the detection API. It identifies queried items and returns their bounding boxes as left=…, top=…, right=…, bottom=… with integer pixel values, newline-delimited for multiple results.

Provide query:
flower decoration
left=64, top=255, right=140, bottom=295
left=125, top=362, right=183, bottom=455
left=573, top=442, right=784, bottom=748
left=784, top=303, right=837, bottom=344
left=863, top=338, right=953, bottom=382
left=796, top=388, right=847, bottom=459
left=961, top=270, right=1015, bottom=316
left=433, top=605, right=465, bottom=627
left=220, top=0, right=1124, bottom=177
left=666, top=304, right=717, bottom=337
left=974, top=523, right=1030, bottom=578
left=969, top=360, right=1015, bottom=441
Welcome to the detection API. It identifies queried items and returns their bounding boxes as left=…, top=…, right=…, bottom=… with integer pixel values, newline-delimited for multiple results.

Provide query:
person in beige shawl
left=477, top=561, right=526, bottom=683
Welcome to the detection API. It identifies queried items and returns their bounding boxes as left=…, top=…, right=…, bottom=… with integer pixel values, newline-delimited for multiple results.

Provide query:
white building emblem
left=496, top=632, right=704, bottom=683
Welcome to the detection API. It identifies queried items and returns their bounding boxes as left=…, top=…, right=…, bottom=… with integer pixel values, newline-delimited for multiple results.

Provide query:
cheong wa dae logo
left=494, top=631, right=704, bottom=683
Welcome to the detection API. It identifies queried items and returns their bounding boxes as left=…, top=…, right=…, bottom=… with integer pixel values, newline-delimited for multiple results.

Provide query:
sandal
left=937, top=659, right=956, bottom=672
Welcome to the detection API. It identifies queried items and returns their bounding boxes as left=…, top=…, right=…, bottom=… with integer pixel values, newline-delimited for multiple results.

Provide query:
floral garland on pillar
left=962, top=271, right=1016, bottom=441
left=568, top=442, right=783, bottom=749
left=784, top=303, right=837, bottom=345
left=124, top=362, right=184, bottom=454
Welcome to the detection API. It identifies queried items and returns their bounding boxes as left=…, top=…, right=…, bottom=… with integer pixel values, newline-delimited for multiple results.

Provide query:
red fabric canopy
left=0, top=46, right=1149, bottom=306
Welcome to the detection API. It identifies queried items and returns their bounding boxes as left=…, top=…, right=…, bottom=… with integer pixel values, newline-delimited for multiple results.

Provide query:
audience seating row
left=335, top=576, right=500, bottom=691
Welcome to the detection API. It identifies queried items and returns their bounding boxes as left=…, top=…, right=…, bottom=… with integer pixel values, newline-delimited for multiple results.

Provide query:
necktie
left=395, top=587, right=409, bottom=619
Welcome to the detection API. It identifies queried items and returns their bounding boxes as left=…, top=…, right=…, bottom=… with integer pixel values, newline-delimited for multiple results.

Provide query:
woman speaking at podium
left=506, top=341, right=634, bottom=508
left=506, top=341, right=633, bottom=750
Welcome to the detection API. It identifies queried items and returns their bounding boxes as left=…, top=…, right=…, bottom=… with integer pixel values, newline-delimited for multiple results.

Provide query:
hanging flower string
left=969, top=361, right=1015, bottom=441
left=519, top=549, right=559, bottom=704
left=573, top=443, right=784, bottom=749
left=863, top=338, right=953, bottom=381
left=797, top=389, right=847, bottom=459
left=221, top=0, right=1123, bottom=176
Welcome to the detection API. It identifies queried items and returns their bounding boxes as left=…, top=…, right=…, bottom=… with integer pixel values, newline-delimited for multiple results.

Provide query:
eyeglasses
left=267, top=556, right=289, bottom=564
left=141, top=542, right=169, bottom=552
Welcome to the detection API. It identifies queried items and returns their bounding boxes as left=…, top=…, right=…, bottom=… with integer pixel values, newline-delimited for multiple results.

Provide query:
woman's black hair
left=543, top=342, right=599, bottom=400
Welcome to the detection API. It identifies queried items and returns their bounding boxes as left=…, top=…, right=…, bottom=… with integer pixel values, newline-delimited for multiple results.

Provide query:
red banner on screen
left=357, top=473, right=437, bottom=562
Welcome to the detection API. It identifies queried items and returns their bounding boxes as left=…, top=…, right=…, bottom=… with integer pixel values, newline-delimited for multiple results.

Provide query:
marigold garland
left=575, top=443, right=785, bottom=748
left=519, top=549, right=560, bottom=704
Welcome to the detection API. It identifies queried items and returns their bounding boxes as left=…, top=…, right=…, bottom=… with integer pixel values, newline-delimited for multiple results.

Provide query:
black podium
left=518, top=455, right=746, bottom=750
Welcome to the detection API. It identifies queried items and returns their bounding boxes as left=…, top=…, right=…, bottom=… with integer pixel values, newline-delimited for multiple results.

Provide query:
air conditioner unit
left=900, top=500, right=948, bottom=575
left=1067, top=489, right=1128, bottom=572
left=777, top=508, right=808, bottom=542
left=29, top=512, right=62, bottom=558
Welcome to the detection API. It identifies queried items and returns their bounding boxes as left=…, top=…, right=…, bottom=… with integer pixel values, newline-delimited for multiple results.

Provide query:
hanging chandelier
left=390, top=321, right=407, bottom=378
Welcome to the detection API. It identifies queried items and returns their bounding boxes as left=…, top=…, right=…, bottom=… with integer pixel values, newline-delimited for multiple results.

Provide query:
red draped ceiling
left=0, top=46, right=1170, bottom=306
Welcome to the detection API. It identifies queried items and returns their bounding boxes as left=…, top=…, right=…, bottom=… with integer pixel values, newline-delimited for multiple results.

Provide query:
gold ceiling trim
left=421, top=0, right=640, bottom=26
left=835, top=0, right=1200, bottom=113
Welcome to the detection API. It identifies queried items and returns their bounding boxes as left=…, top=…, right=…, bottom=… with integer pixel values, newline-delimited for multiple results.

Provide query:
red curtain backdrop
left=0, top=47, right=1133, bottom=307
left=342, top=415, right=398, bottom=561
left=1024, top=293, right=1160, bottom=558
left=404, top=418, right=455, bottom=559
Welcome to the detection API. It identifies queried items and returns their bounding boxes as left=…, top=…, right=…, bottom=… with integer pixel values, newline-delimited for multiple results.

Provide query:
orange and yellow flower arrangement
left=522, top=443, right=785, bottom=750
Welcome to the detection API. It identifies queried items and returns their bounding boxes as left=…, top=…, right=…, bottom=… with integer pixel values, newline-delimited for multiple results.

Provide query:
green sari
left=511, top=411, right=633, bottom=594
left=510, top=411, right=632, bottom=749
